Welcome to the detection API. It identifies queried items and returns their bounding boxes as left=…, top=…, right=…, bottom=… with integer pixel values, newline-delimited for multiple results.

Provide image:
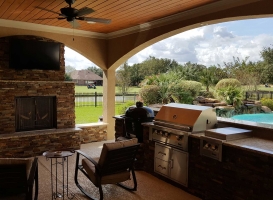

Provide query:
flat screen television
left=9, top=39, right=60, bottom=70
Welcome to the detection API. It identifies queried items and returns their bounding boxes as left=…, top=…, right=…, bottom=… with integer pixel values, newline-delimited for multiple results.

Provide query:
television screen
left=9, top=39, right=60, bottom=70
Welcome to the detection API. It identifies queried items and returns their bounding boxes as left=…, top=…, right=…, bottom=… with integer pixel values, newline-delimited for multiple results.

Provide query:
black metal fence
left=245, top=91, right=273, bottom=101
left=75, top=92, right=139, bottom=107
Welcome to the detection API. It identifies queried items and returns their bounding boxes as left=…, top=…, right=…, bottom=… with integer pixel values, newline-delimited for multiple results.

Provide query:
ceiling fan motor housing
left=65, top=0, right=75, bottom=5
left=61, top=7, right=78, bottom=19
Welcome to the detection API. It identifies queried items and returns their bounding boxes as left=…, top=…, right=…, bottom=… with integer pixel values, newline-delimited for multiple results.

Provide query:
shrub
left=138, top=85, right=161, bottom=105
left=198, top=90, right=215, bottom=98
left=216, top=86, right=243, bottom=107
left=260, top=98, right=273, bottom=110
left=169, top=80, right=202, bottom=104
left=215, top=78, right=241, bottom=90
left=116, top=101, right=135, bottom=115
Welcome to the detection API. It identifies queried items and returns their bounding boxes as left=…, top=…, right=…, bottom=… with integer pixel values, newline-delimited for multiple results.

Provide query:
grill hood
left=154, top=103, right=217, bottom=132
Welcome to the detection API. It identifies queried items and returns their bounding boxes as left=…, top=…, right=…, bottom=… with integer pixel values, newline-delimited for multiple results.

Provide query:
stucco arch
left=107, top=0, right=273, bottom=70
left=108, top=14, right=273, bottom=70
left=109, top=15, right=273, bottom=70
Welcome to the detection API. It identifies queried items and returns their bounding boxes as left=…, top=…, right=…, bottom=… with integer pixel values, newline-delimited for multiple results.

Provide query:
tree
left=65, top=65, right=76, bottom=74
left=87, top=66, right=103, bottom=77
left=139, top=56, right=179, bottom=77
left=64, top=73, right=72, bottom=81
left=260, top=46, right=273, bottom=83
left=199, top=68, right=214, bottom=92
left=116, top=61, right=131, bottom=95
left=220, top=57, right=263, bottom=90
left=171, top=62, right=206, bottom=82
left=129, top=63, right=144, bottom=86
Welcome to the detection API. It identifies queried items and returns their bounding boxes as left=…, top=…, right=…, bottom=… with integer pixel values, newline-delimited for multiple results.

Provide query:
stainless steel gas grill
left=149, top=103, right=217, bottom=187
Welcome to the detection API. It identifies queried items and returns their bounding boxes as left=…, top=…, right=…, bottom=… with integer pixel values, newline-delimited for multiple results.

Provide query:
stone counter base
left=0, top=128, right=81, bottom=158
left=77, top=123, right=107, bottom=143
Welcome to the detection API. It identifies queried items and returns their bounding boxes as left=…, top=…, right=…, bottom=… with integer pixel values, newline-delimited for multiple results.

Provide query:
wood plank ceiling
left=0, top=0, right=218, bottom=34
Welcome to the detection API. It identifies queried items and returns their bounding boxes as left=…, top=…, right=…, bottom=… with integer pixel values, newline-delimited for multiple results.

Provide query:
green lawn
left=75, top=86, right=141, bottom=94
left=74, top=86, right=140, bottom=123
left=75, top=103, right=127, bottom=124
left=257, top=84, right=273, bottom=91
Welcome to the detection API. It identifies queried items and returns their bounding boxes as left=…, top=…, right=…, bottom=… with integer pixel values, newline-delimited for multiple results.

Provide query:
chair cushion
left=82, top=158, right=130, bottom=187
left=98, top=138, right=138, bottom=166
left=0, top=157, right=34, bottom=178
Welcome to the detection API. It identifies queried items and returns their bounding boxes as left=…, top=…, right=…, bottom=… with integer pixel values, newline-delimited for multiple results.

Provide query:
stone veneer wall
left=0, top=35, right=75, bottom=134
left=0, top=80, right=75, bottom=133
left=0, top=35, right=78, bottom=157
left=0, top=128, right=81, bottom=157
left=77, top=123, right=107, bottom=143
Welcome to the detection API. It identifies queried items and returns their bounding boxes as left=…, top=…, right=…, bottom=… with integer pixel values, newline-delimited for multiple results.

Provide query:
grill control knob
left=163, top=132, right=170, bottom=137
left=176, top=135, right=183, bottom=141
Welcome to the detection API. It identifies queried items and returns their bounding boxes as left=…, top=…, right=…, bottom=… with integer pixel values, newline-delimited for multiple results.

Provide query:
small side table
left=43, top=150, right=75, bottom=200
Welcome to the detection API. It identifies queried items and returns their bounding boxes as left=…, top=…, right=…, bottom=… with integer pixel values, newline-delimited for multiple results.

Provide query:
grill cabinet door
left=169, top=148, right=188, bottom=187
left=155, top=158, right=169, bottom=176
left=155, top=143, right=170, bottom=162
left=154, top=143, right=171, bottom=177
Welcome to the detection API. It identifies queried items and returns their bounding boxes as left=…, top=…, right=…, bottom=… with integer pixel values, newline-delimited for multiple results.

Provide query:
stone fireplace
left=0, top=35, right=81, bottom=157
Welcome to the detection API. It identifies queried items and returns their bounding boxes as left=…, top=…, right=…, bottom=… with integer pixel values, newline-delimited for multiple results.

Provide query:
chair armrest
left=75, top=150, right=99, bottom=168
left=27, top=157, right=38, bottom=187
left=27, top=157, right=38, bottom=200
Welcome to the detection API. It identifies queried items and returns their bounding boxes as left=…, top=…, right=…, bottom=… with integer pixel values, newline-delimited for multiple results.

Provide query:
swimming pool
left=231, top=113, right=273, bottom=125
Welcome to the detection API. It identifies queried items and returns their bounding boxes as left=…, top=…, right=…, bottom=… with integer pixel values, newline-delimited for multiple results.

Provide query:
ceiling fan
left=34, top=0, right=111, bottom=28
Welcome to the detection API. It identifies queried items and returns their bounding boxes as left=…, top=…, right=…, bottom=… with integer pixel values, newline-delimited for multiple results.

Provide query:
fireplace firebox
left=15, top=96, right=57, bottom=132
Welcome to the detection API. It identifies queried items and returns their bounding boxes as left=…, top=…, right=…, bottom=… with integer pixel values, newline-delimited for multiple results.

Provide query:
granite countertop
left=190, top=132, right=273, bottom=157
left=129, top=117, right=273, bottom=157
left=224, top=137, right=273, bottom=156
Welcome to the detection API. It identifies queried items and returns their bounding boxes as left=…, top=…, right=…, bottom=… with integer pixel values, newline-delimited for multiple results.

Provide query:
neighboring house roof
left=70, top=70, right=103, bottom=81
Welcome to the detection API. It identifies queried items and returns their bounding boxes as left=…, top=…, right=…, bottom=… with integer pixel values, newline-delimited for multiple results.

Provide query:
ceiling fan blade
left=79, top=17, right=111, bottom=24
left=69, top=20, right=80, bottom=28
left=77, top=7, right=94, bottom=17
left=33, top=17, right=59, bottom=20
left=36, top=6, right=63, bottom=16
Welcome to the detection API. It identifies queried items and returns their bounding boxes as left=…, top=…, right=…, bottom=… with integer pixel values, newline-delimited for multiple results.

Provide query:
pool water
left=231, top=113, right=273, bottom=125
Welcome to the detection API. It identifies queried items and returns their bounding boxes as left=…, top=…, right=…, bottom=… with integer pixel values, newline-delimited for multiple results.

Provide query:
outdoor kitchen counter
left=190, top=132, right=273, bottom=157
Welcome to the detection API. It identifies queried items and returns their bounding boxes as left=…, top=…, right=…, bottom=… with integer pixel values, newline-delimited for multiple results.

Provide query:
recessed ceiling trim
left=107, top=0, right=261, bottom=39
left=0, top=0, right=261, bottom=40
left=0, top=19, right=108, bottom=39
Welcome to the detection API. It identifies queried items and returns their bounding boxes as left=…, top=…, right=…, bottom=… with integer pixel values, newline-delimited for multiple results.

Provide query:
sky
left=64, top=17, right=273, bottom=70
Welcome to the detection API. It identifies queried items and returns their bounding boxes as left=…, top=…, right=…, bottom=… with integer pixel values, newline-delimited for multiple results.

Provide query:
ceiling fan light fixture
left=66, top=17, right=74, bottom=22
left=87, top=21, right=96, bottom=24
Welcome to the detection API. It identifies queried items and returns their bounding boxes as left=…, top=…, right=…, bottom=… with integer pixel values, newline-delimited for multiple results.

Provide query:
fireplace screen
left=15, top=96, right=57, bottom=132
